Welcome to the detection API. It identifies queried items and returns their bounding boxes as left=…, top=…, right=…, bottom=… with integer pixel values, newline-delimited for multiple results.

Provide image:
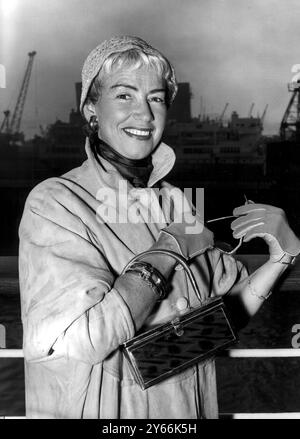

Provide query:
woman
left=19, top=35, right=300, bottom=419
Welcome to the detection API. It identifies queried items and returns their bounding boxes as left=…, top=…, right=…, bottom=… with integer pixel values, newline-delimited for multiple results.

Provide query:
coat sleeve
left=19, top=179, right=135, bottom=365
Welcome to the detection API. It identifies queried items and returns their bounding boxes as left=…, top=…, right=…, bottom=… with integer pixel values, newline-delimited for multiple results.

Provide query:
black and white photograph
left=1, top=0, right=300, bottom=422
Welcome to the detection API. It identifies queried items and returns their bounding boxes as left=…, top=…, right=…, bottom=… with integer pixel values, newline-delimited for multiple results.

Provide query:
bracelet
left=275, top=253, right=297, bottom=265
left=247, top=278, right=272, bottom=301
left=124, top=261, right=169, bottom=301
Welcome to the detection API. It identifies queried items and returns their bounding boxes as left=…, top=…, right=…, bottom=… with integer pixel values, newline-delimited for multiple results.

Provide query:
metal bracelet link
left=124, top=261, right=169, bottom=301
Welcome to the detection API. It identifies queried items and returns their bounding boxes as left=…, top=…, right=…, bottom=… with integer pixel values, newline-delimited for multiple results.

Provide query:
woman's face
left=91, top=65, right=167, bottom=159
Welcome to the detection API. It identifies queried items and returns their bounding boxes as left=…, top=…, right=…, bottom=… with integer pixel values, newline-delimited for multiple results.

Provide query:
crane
left=248, top=103, right=255, bottom=118
left=0, top=51, right=36, bottom=137
left=219, top=102, right=229, bottom=124
left=280, top=80, right=300, bottom=141
left=261, top=104, right=268, bottom=124
left=0, top=110, right=10, bottom=134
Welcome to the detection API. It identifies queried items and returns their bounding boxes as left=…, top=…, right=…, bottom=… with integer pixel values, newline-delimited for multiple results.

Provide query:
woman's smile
left=122, top=127, right=153, bottom=140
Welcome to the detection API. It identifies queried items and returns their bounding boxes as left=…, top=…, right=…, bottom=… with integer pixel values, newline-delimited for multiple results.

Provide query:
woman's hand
left=231, top=203, right=300, bottom=262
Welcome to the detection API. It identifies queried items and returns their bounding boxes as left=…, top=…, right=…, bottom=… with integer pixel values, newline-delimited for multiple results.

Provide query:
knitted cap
left=80, top=35, right=177, bottom=120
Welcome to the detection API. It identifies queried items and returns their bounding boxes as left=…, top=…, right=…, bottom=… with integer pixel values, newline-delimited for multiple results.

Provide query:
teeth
left=124, top=128, right=151, bottom=136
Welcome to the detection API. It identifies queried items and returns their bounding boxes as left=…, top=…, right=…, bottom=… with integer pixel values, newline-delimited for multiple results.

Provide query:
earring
left=89, top=115, right=99, bottom=132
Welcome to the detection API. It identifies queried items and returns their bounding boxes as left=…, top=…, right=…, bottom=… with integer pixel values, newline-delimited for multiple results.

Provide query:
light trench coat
left=19, top=140, right=246, bottom=419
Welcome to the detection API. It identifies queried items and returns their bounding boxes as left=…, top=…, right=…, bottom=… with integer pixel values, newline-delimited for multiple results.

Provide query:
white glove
left=231, top=203, right=300, bottom=262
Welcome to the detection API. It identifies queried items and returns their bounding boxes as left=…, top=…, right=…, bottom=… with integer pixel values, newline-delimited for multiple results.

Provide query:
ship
left=164, top=115, right=267, bottom=187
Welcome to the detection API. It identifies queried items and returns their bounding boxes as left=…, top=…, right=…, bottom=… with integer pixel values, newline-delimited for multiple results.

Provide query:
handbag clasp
left=171, top=317, right=184, bottom=337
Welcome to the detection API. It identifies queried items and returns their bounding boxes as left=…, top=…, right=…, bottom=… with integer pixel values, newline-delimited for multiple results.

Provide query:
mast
left=280, top=80, right=300, bottom=141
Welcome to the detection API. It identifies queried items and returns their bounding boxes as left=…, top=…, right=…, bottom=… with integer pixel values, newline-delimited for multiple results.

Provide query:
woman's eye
left=117, top=94, right=131, bottom=100
left=149, top=96, right=165, bottom=103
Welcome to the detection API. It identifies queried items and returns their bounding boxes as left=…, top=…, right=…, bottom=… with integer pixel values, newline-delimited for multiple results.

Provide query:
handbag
left=122, top=249, right=237, bottom=390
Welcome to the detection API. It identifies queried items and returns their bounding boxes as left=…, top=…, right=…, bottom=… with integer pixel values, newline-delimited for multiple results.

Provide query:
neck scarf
left=90, top=133, right=154, bottom=188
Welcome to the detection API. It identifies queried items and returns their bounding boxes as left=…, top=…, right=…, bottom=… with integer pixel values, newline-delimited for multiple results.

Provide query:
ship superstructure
left=163, top=84, right=267, bottom=184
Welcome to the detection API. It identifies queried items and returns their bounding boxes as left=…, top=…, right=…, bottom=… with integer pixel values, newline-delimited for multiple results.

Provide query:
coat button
left=176, top=297, right=189, bottom=311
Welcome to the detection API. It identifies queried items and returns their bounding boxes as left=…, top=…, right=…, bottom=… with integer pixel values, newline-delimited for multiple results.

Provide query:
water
left=1, top=265, right=300, bottom=417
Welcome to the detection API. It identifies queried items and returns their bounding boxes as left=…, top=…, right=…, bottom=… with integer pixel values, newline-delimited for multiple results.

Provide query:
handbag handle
left=122, top=249, right=202, bottom=303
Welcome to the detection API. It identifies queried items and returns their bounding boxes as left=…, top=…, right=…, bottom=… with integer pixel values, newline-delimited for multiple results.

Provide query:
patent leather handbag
left=122, top=250, right=237, bottom=390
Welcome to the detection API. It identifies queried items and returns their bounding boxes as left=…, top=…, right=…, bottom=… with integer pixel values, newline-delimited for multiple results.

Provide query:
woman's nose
left=133, top=99, right=154, bottom=122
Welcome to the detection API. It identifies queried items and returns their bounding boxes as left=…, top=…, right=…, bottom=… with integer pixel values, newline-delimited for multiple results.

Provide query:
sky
left=1, top=0, right=300, bottom=139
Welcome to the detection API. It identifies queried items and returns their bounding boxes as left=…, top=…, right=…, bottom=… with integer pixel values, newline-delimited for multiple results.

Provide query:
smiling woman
left=82, top=39, right=176, bottom=161
left=18, top=35, right=300, bottom=420
left=79, top=36, right=178, bottom=185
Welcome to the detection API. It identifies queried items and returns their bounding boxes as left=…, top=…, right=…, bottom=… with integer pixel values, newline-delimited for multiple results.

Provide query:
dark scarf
left=89, top=132, right=154, bottom=188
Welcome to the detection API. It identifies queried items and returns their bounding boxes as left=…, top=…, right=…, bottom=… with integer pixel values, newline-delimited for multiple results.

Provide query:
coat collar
left=84, top=137, right=176, bottom=190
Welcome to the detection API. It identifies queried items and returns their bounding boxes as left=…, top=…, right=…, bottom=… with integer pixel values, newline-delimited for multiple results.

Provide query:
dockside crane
left=0, top=51, right=36, bottom=140
left=219, top=102, right=229, bottom=124
left=248, top=103, right=255, bottom=118
left=280, top=80, right=300, bottom=141
left=261, top=104, right=268, bottom=124
left=0, top=110, right=10, bottom=134
left=258, top=104, right=268, bottom=129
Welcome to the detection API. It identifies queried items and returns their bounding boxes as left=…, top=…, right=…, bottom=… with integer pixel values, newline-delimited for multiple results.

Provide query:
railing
left=0, top=349, right=23, bottom=358
left=1, top=255, right=300, bottom=418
